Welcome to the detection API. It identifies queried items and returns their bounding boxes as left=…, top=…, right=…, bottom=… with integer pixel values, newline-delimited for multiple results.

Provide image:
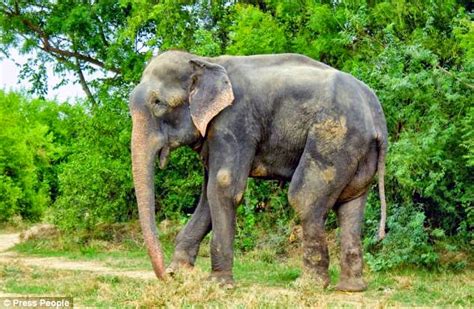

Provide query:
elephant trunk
left=131, top=107, right=166, bottom=280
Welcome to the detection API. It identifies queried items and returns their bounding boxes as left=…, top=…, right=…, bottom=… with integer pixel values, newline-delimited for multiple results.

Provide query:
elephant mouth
left=158, top=145, right=170, bottom=169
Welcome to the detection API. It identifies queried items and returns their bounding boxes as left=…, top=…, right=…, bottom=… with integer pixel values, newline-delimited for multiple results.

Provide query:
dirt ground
left=0, top=233, right=19, bottom=252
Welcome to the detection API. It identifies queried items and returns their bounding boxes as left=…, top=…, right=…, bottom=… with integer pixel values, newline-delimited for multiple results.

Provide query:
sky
left=0, top=49, right=85, bottom=102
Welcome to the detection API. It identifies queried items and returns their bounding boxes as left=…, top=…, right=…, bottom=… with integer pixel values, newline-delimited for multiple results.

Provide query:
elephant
left=129, top=50, right=387, bottom=292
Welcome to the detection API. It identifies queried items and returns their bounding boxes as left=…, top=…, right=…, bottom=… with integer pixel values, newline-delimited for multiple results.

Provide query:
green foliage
left=0, top=91, right=80, bottom=221
left=356, top=41, right=473, bottom=239
left=462, top=107, right=474, bottom=167
left=0, top=0, right=472, bottom=269
left=155, top=148, right=203, bottom=221
left=226, top=4, right=287, bottom=55
left=365, top=206, right=438, bottom=271
left=236, top=179, right=293, bottom=252
left=51, top=94, right=134, bottom=235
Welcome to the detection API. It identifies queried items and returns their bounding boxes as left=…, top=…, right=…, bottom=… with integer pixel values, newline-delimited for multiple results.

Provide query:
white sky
left=0, top=49, right=85, bottom=102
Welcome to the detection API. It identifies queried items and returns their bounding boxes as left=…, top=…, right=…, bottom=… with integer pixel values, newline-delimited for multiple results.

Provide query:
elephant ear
left=188, top=59, right=234, bottom=136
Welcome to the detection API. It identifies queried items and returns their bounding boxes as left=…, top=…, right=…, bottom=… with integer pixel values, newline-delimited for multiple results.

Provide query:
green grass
left=1, top=235, right=473, bottom=307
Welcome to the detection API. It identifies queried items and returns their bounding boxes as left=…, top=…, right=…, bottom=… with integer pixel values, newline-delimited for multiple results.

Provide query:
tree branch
left=96, top=15, right=110, bottom=47
left=42, top=39, right=120, bottom=73
left=17, top=30, right=98, bottom=102
left=1, top=6, right=121, bottom=74
left=436, top=65, right=474, bottom=90
left=75, top=58, right=97, bottom=105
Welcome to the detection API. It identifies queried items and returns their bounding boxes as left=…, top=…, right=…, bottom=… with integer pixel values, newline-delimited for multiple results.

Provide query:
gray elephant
left=129, top=51, right=387, bottom=292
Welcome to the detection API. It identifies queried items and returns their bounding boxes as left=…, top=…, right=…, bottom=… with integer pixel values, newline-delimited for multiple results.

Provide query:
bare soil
left=0, top=233, right=20, bottom=252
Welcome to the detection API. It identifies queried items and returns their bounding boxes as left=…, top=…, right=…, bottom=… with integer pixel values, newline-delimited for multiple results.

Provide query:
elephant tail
left=376, top=136, right=387, bottom=241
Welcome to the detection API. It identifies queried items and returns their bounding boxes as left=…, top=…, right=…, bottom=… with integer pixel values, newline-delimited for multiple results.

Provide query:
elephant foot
left=335, top=277, right=367, bottom=292
left=166, top=252, right=194, bottom=276
left=314, top=275, right=330, bottom=289
left=295, top=271, right=330, bottom=289
left=165, top=261, right=193, bottom=276
left=208, top=271, right=234, bottom=289
left=305, top=266, right=330, bottom=288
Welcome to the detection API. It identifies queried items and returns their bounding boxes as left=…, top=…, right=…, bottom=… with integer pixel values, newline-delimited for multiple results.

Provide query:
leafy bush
left=52, top=97, right=134, bottom=234
left=358, top=41, right=472, bottom=240
left=365, top=206, right=438, bottom=271
left=235, top=179, right=293, bottom=252
left=359, top=37, right=472, bottom=269
left=155, top=148, right=203, bottom=221
left=0, top=91, right=77, bottom=222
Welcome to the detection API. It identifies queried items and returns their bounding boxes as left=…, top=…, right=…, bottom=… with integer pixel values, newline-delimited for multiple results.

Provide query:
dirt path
left=0, top=233, right=20, bottom=252
left=0, top=232, right=155, bottom=280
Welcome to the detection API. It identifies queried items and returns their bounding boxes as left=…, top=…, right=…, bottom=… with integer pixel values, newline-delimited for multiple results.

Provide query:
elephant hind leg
left=333, top=142, right=376, bottom=291
left=335, top=192, right=368, bottom=292
left=288, top=149, right=357, bottom=288
left=297, top=200, right=333, bottom=288
left=338, top=141, right=378, bottom=203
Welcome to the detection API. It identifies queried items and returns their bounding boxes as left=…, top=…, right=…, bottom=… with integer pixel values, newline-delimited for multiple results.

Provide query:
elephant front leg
left=206, top=167, right=247, bottom=285
left=168, top=171, right=212, bottom=274
left=203, top=129, right=255, bottom=284
left=335, top=192, right=368, bottom=292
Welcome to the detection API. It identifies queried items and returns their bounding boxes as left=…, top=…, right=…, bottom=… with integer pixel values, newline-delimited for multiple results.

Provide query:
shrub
left=235, top=179, right=293, bottom=253
left=365, top=206, right=439, bottom=271
left=0, top=92, right=55, bottom=221
left=52, top=98, right=134, bottom=234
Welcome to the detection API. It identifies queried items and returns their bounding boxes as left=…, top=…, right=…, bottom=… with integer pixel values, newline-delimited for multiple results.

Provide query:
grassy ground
left=1, top=228, right=473, bottom=307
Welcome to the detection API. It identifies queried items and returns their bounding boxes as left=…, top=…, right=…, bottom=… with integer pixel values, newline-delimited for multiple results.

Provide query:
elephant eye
left=154, top=98, right=162, bottom=105
left=190, top=74, right=199, bottom=91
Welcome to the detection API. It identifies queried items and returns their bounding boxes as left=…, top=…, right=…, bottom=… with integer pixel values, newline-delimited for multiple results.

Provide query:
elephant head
left=128, top=51, right=234, bottom=279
